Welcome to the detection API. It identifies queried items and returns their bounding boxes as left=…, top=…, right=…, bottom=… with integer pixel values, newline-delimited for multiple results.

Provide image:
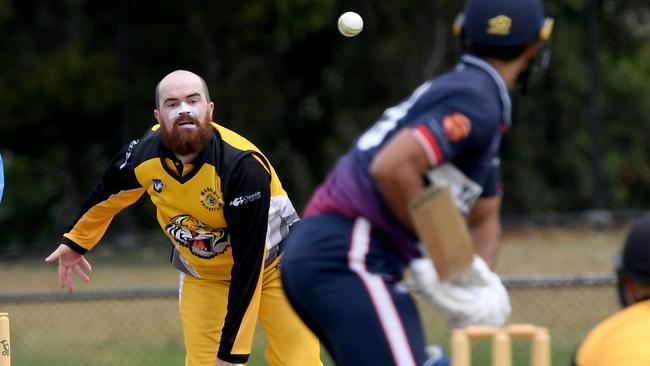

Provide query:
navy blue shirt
left=305, top=55, right=511, bottom=261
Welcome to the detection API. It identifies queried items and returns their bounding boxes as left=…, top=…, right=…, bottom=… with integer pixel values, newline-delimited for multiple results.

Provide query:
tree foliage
left=1, top=0, right=649, bottom=244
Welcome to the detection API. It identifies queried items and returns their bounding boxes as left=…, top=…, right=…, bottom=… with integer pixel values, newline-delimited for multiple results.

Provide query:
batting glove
left=410, top=255, right=511, bottom=328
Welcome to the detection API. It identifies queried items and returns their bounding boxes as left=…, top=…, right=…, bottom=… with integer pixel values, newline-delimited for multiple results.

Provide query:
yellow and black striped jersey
left=62, top=122, right=299, bottom=361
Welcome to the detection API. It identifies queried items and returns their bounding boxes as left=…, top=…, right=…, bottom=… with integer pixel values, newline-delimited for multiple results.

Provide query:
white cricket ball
left=338, top=11, right=363, bottom=37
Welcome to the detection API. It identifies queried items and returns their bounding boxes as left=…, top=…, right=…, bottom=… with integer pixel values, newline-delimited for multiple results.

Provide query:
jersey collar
left=460, top=54, right=512, bottom=129
left=158, top=132, right=215, bottom=183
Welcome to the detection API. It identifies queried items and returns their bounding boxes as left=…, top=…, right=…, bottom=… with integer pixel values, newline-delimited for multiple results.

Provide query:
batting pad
left=409, top=184, right=473, bottom=281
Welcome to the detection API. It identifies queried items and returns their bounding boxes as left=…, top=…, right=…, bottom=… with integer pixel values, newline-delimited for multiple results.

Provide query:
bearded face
left=160, top=109, right=213, bottom=156
left=154, top=71, right=215, bottom=158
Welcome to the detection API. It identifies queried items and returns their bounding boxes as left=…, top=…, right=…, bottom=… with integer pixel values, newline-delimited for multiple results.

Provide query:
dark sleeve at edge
left=217, top=154, right=270, bottom=362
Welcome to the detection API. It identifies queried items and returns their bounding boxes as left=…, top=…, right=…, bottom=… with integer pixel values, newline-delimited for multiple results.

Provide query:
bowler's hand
left=45, top=244, right=93, bottom=293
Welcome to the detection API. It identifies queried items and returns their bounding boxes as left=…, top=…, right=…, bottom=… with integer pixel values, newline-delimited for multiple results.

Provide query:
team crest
left=487, top=15, right=512, bottom=36
left=443, top=113, right=471, bottom=142
left=152, top=179, right=165, bottom=193
left=165, top=215, right=229, bottom=259
left=200, top=187, right=223, bottom=211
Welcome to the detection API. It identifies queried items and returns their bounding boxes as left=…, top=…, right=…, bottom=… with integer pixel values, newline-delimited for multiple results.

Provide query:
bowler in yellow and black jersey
left=46, top=70, right=321, bottom=366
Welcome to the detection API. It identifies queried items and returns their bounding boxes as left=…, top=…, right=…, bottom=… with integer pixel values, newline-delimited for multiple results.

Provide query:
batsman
left=280, top=0, right=553, bottom=365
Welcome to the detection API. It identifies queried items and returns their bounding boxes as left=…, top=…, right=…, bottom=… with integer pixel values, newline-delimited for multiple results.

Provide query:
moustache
left=175, top=115, right=198, bottom=126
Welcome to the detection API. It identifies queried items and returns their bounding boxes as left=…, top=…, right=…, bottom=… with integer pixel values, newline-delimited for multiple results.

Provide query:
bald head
left=155, top=70, right=211, bottom=109
left=153, top=70, right=215, bottom=162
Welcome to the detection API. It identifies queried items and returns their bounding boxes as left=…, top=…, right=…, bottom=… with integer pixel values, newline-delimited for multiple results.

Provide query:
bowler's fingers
left=80, top=257, right=93, bottom=274
left=45, top=245, right=64, bottom=263
left=57, top=261, right=67, bottom=289
left=47, top=244, right=90, bottom=292
left=58, top=263, right=76, bottom=293
left=73, top=264, right=90, bottom=282
left=65, top=266, right=75, bottom=293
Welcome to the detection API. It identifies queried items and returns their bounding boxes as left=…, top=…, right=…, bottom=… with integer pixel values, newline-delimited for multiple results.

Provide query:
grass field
left=0, top=224, right=629, bottom=365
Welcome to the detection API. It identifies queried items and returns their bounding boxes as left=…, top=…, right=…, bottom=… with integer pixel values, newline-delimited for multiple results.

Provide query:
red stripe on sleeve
left=415, top=124, right=444, bottom=164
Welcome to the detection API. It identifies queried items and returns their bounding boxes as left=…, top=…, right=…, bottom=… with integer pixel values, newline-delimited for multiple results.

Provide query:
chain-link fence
left=0, top=275, right=619, bottom=366
left=0, top=290, right=184, bottom=366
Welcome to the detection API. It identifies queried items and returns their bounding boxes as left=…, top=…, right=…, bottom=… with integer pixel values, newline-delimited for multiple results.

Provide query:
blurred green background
left=1, top=0, right=650, bottom=245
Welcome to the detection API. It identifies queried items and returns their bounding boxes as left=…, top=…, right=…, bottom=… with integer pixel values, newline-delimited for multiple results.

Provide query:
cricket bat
left=409, top=183, right=473, bottom=281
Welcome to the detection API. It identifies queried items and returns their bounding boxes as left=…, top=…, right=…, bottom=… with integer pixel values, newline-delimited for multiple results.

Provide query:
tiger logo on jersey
left=165, top=215, right=229, bottom=259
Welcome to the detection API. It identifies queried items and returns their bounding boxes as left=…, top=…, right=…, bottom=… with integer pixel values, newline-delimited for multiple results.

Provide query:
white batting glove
left=410, top=257, right=440, bottom=291
left=410, top=255, right=511, bottom=328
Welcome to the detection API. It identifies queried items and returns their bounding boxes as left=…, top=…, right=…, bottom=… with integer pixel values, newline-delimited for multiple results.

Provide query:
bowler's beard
left=161, top=115, right=213, bottom=157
